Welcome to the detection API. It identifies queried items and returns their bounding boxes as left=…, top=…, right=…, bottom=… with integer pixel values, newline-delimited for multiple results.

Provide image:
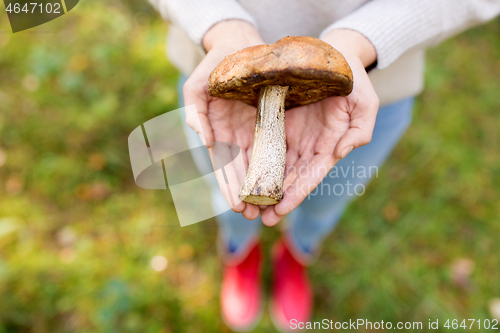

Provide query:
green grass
left=0, top=1, right=499, bottom=332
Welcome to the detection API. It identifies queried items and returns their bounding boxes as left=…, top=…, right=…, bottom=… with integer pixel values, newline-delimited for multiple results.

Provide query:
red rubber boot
left=220, top=241, right=263, bottom=331
left=270, top=238, right=313, bottom=332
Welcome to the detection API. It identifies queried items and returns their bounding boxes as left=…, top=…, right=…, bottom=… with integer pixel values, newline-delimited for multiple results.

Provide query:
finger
left=233, top=145, right=249, bottom=187
left=210, top=144, right=246, bottom=213
left=334, top=97, right=379, bottom=160
left=242, top=203, right=260, bottom=220
left=245, top=145, right=253, bottom=168
left=284, top=147, right=300, bottom=177
left=282, top=153, right=310, bottom=193
left=183, top=83, right=215, bottom=147
left=261, top=206, right=284, bottom=226
left=212, top=167, right=246, bottom=213
left=239, top=143, right=263, bottom=217
left=275, top=154, right=334, bottom=216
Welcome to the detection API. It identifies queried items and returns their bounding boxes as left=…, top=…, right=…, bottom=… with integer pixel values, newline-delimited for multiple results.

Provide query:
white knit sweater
left=150, top=0, right=500, bottom=105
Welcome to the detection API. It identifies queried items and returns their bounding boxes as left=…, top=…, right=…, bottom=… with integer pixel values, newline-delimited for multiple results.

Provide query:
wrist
left=202, top=20, right=264, bottom=53
left=321, top=29, right=377, bottom=69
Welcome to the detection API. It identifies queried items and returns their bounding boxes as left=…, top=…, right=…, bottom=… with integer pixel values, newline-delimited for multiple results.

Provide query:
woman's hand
left=260, top=29, right=380, bottom=226
left=183, top=20, right=264, bottom=220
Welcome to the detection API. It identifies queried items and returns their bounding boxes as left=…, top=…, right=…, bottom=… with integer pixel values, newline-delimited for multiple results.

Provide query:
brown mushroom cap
left=208, top=36, right=353, bottom=109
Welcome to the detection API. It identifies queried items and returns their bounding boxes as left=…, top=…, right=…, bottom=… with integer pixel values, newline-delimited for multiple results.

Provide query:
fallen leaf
left=5, top=175, right=23, bottom=195
left=67, top=54, right=90, bottom=72
left=450, top=258, right=474, bottom=289
left=178, top=244, right=194, bottom=260
left=0, top=148, right=6, bottom=167
left=57, top=227, right=77, bottom=247
left=383, top=201, right=400, bottom=222
left=22, top=74, right=40, bottom=92
left=59, top=247, right=76, bottom=264
left=88, top=153, right=106, bottom=170
left=489, top=298, right=500, bottom=320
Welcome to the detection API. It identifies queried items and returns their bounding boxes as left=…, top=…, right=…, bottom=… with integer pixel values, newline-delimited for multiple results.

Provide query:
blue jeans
left=179, top=77, right=414, bottom=261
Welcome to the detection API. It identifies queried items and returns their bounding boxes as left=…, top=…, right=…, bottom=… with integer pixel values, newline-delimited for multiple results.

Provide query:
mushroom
left=208, top=36, right=353, bottom=205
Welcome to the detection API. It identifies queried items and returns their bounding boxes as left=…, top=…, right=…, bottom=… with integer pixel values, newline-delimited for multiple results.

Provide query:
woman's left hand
left=260, top=30, right=380, bottom=226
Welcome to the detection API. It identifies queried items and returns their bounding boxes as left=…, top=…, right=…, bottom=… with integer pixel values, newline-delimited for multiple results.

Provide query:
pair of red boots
left=220, top=238, right=312, bottom=332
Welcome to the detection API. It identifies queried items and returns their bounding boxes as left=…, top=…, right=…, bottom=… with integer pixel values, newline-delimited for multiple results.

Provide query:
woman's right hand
left=183, top=20, right=265, bottom=220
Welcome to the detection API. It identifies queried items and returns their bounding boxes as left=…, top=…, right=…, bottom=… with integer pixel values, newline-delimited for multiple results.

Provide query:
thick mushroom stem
left=239, top=85, right=289, bottom=205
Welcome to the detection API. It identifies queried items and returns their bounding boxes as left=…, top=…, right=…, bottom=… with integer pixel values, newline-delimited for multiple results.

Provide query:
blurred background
left=0, top=1, right=499, bottom=332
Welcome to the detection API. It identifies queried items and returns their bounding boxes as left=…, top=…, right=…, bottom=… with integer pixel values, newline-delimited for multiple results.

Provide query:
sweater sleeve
left=320, top=0, right=500, bottom=69
left=148, top=0, right=257, bottom=46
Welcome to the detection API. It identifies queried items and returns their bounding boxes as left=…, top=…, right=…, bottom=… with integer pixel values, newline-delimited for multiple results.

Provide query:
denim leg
left=178, top=76, right=262, bottom=256
left=287, top=98, right=415, bottom=259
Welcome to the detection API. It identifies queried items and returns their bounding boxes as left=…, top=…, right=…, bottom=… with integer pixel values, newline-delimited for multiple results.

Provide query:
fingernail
left=341, top=145, right=354, bottom=158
